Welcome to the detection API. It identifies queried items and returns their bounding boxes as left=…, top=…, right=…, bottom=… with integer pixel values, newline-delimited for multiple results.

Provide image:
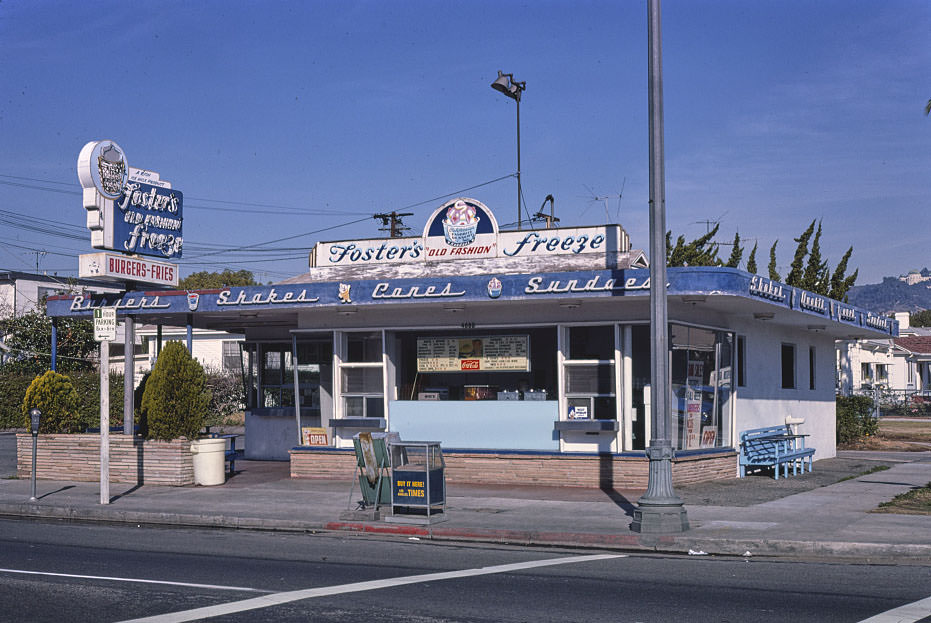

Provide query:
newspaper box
left=386, top=441, right=446, bottom=524
left=350, top=432, right=397, bottom=508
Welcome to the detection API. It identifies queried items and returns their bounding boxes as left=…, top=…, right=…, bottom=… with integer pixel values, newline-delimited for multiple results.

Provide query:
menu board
left=417, top=335, right=530, bottom=372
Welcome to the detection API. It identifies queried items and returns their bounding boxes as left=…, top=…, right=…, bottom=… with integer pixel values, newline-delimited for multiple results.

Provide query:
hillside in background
left=847, top=269, right=931, bottom=314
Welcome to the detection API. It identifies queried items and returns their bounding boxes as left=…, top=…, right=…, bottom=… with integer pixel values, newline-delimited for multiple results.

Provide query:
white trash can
left=191, top=437, right=226, bottom=485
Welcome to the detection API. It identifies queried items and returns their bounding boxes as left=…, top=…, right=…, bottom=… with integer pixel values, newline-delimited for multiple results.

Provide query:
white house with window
left=134, top=325, right=245, bottom=375
left=836, top=312, right=931, bottom=398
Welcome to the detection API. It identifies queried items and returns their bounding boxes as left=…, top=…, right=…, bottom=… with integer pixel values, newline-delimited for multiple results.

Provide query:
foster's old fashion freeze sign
left=78, top=140, right=184, bottom=260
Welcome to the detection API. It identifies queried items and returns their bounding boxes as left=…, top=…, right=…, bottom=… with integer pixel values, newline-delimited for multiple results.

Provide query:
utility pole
left=374, top=212, right=413, bottom=238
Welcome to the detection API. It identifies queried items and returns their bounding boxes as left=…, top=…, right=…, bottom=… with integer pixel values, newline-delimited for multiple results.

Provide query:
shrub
left=203, top=366, right=245, bottom=427
left=21, top=370, right=81, bottom=433
left=836, top=394, right=876, bottom=444
left=70, top=371, right=125, bottom=431
left=0, top=373, right=32, bottom=429
left=140, top=342, right=211, bottom=441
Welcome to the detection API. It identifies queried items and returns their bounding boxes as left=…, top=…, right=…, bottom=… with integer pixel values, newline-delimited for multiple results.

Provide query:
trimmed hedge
left=1, top=371, right=125, bottom=431
left=0, top=374, right=31, bottom=429
left=141, top=342, right=211, bottom=441
left=2, top=365, right=242, bottom=433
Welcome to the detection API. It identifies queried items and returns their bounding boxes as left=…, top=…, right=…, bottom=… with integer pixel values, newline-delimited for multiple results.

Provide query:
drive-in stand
left=385, top=441, right=447, bottom=525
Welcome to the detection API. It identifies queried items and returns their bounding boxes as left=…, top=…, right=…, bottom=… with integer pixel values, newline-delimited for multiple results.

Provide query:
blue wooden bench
left=209, top=433, right=242, bottom=475
left=739, top=425, right=815, bottom=480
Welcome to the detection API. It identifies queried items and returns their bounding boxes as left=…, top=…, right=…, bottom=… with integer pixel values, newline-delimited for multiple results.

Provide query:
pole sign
left=79, top=251, right=179, bottom=287
left=93, top=307, right=117, bottom=342
left=78, top=140, right=184, bottom=260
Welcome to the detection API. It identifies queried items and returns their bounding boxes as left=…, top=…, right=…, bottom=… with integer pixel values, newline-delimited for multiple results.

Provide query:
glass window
left=259, top=345, right=295, bottom=408
left=394, top=328, right=557, bottom=402
left=670, top=325, right=734, bottom=450
left=222, top=341, right=240, bottom=371
left=809, top=347, right=816, bottom=390
left=263, top=350, right=282, bottom=385
left=340, top=332, right=384, bottom=419
left=564, top=326, right=617, bottom=421
left=781, top=343, right=796, bottom=389
left=566, top=364, right=614, bottom=394
left=240, top=343, right=257, bottom=409
left=568, top=326, right=614, bottom=360
left=347, top=332, right=382, bottom=363
left=341, top=367, right=383, bottom=393
left=861, top=362, right=872, bottom=384
left=736, top=336, right=746, bottom=387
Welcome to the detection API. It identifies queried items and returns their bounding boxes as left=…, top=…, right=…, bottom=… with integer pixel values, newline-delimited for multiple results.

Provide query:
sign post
left=93, top=307, right=116, bottom=505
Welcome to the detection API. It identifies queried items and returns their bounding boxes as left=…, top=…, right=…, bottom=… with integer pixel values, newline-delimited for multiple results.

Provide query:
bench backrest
left=740, top=425, right=790, bottom=443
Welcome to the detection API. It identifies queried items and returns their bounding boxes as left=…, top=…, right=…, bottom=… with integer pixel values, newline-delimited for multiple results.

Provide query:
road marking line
left=857, top=595, right=931, bottom=623
left=0, top=568, right=266, bottom=593
left=116, top=553, right=624, bottom=623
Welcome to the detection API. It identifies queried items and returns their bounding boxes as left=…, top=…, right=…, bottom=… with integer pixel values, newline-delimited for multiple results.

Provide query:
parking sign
left=93, top=307, right=117, bottom=341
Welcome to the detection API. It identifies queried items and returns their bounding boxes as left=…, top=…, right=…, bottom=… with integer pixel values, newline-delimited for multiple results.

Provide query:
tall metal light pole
left=631, top=0, right=689, bottom=534
left=491, top=70, right=526, bottom=230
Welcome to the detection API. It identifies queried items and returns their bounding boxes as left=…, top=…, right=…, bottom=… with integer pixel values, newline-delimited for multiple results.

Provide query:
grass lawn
left=857, top=418, right=931, bottom=515
left=875, top=482, right=931, bottom=515
left=839, top=417, right=931, bottom=451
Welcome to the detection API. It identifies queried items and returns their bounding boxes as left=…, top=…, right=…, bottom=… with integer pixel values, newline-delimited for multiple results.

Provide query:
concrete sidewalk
left=1, top=438, right=929, bottom=561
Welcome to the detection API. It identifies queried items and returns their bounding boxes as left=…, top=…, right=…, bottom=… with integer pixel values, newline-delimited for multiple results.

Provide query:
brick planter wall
left=17, top=434, right=194, bottom=486
left=290, top=447, right=737, bottom=490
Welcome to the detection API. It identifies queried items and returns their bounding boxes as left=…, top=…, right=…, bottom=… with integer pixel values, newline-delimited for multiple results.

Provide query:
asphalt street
left=2, top=518, right=929, bottom=623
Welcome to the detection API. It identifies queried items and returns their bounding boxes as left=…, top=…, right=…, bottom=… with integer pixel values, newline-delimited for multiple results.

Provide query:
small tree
left=786, top=219, right=816, bottom=287
left=0, top=310, right=96, bottom=376
left=21, top=370, right=81, bottom=434
left=746, top=242, right=759, bottom=274
left=666, top=223, right=721, bottom=267
left=178, top=269, right=256, bottom=290
left=725, top=232, right=743, bottom=268
left=140, top=342, right=211, bottom=441
left=828, top=247, right=858, bottom=302
left=768, top=241, right=781, bottom=281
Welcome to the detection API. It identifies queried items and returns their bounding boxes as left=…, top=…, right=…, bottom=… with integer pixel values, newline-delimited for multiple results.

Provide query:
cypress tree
left=725, top=232, right=743, bottom=268
left=768, top=241, right=781, bottom=281
left=802, top=220, right=827, bottom=292
left=828, top=246, right=857, bottom=301
left=786, top=220, right=816, bottom=286
left=746, top=242, right=758, bottom=274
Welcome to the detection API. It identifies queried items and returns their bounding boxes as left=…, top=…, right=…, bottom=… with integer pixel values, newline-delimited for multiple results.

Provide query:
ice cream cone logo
left=487, top=277, right=502, bottom=298
left=97, top=143, right=127, bottom=197
left=442, top=199, right=480, bottom=247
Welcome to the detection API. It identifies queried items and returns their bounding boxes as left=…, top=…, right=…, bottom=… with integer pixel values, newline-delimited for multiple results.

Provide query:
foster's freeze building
left=46, top=198, right=896, bottom=489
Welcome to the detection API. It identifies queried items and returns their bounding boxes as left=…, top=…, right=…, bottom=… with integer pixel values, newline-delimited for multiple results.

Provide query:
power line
left=0, top=175, right=366, bottom=216
left=393, top=173, right=515, bottom=212
left=181, top=215, right=374, bottom=260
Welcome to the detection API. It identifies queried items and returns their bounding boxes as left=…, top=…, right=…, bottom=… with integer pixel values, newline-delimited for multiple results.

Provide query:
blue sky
left=1, top=0, right=928, bottom=285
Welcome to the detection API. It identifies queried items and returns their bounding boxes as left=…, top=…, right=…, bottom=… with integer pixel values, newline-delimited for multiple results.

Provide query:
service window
left=339, top=331, right=384, bottom=418
left=564, top=325, right=616, bottom=420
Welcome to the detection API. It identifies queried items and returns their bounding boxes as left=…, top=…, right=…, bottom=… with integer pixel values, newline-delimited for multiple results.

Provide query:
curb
left=3, top=502, right=928, bottom=562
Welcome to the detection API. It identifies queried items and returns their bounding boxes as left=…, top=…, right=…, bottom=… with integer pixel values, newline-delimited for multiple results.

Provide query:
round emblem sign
left=77, top=140, right=128, bottom=200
